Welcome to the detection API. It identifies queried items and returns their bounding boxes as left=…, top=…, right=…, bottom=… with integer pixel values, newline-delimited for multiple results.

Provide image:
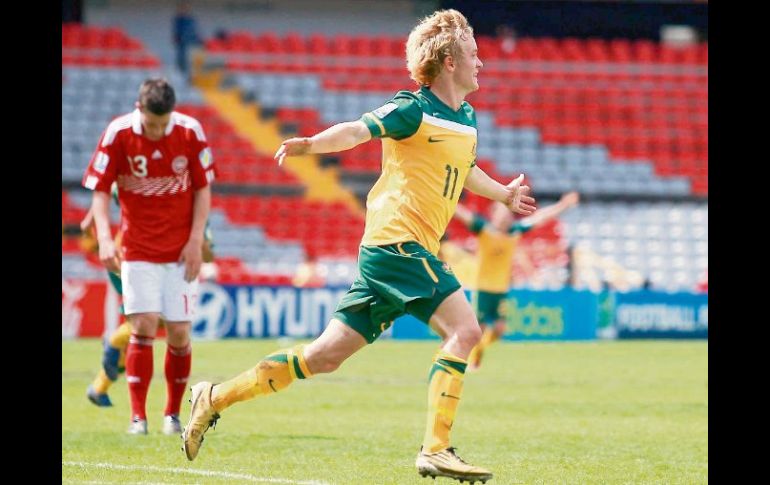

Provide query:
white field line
left=62, top=461, right=329, bottom=485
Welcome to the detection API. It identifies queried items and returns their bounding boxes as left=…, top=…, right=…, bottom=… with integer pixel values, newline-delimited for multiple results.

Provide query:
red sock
left=126, top=334, right=154, bottom=420
left=164, top=343, right=192, bottom=416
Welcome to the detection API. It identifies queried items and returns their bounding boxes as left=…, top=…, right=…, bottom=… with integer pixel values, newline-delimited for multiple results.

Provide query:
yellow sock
left=423, top=349, right=467, bottom=453
left=481, top=326, right=498, bottom=347
left=469, top=327, right=498, bottom=367
left=91, top=369, right=113, bottom=394
left=467, top=345, right=481, bottom=367
left=118, top=348, right=126, bottom=370
left=109, top=321, right=133, bottom=349
left=211, top=345, right=313, bottom=412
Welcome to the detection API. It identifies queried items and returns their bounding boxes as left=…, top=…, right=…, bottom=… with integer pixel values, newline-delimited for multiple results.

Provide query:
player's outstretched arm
left=465, top=166, right=536, bottom=216
left=275, top=120, right=372, bottom=165
left=521, top=191, right=579, bottom=228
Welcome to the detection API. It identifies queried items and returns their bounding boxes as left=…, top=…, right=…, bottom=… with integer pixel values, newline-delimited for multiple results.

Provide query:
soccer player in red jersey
left=82, top=78, right=215, bottom=435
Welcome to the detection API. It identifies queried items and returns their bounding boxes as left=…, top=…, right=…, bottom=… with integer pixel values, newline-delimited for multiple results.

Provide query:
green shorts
left=333, top=242, right=462, bottom=343
left=472, top=290, right=508, bottom=324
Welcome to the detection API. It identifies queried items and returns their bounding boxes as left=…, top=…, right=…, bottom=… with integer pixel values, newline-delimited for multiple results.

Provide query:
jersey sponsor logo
left=428, top=136, right=446, bottom=143
left=172, top=156, right=189, bottom=174
left=198, top=147, right=213, bottom=169
left=151, top=149, right=163, bottom=160
left=372, top=102, right=398, bottom=119
left=93, top=151, right=110, bottom=173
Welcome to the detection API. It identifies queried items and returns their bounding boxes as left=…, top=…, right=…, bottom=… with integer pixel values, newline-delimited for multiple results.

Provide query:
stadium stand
left=62, top=24, right=707, bottom=291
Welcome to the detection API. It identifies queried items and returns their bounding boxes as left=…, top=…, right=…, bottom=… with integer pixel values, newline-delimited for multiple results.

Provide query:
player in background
left=82, top=78, right=215, bottom=435
left=80, top=188, right=130, bottom=408
left=182, top=10, right=534, bottom=483
left=437, top=233, right=479, bottom=291
left=454, top=192, right=579, bottom=370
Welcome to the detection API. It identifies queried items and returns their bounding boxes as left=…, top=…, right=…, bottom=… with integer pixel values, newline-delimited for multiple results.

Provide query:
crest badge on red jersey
left=172, top=156, right=189, bottom=174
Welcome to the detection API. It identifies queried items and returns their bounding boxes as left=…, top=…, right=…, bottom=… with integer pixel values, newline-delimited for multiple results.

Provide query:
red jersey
left=82, top=109, right=216, bottom=263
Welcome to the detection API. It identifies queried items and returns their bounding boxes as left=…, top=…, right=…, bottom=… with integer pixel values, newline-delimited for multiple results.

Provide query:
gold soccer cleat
left=181, top=382, right=220, bottom=461
left=416, top=447, right=493, bottom=484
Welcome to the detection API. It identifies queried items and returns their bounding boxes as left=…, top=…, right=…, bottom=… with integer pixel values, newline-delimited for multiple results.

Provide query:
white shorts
left=121, top=261, right=199, bottom=322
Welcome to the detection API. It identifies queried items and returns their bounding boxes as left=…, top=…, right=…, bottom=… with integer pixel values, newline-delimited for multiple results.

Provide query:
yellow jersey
left=359, top=87, right=478, bottom=255
left=438, top=240, right=478, bottom=289
left=469, top=215, right=532, bottom=293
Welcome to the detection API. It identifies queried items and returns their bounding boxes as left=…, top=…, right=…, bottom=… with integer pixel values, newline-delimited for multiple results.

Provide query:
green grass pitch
left=63, top=339, right=707, bottom=484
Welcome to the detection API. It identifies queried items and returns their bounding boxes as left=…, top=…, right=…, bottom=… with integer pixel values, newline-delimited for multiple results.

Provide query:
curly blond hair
left=406, top=9, right=473, bottom=86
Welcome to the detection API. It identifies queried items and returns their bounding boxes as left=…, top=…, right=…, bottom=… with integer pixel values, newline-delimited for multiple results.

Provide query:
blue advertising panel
left=189, top=284, right=706, bottom=341
left=191, top=283, right=350, bottom=339
left=391, top=288, right=598, bottom=341
left=614, top=291, right=708, bottom=339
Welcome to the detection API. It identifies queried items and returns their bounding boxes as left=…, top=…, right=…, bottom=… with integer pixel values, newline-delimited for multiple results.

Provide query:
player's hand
left=274, top=137, right=312, bottom=166
left=98, top=238, right=120, bottom=273
left=179, top=238, right=203, bottom=282
left=504, top=174, right=536, bottom=216
left=561, top=191, right=580, bottom=207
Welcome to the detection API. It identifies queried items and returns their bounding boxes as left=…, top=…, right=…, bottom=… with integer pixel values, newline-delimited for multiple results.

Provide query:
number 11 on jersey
left=443, top=164, right=459, bottom=200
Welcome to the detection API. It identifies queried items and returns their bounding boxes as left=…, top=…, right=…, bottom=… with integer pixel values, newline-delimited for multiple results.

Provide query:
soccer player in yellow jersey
left=81, top=206, right=131, bottom=408
left=182, top=9, right=535, bottom=482
left=455, top=192, right=580, bottom=370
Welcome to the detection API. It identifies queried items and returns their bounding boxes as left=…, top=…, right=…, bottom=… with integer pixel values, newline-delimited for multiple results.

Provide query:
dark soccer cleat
left=86, top=385, right=113, bottom=407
